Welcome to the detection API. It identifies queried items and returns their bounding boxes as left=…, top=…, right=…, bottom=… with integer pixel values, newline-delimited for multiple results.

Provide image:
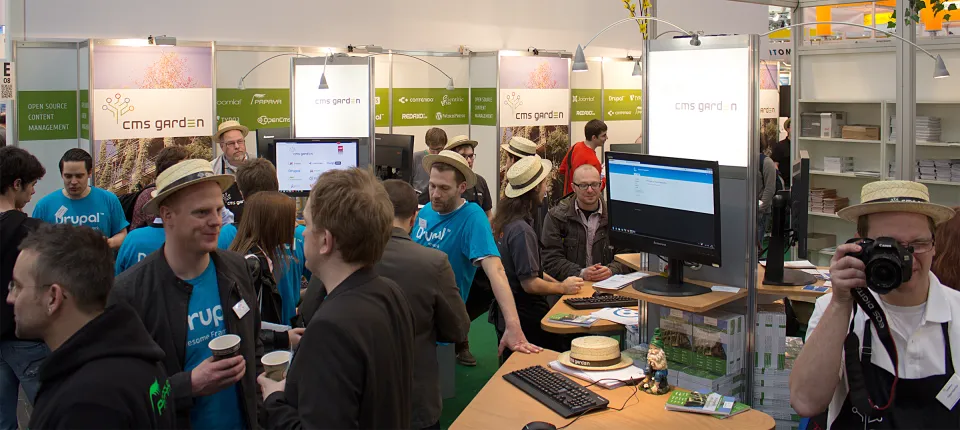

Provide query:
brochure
left=665, top=390, right=736, bottom=416
left=548, top=313, right=598, bottom=327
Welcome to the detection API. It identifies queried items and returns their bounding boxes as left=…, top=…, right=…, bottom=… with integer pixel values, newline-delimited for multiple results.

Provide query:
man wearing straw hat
left=415, top=150, right=542, bottom=360
left=110, top=159, right=264, bottom=430
left=212, top=120, right=252, bottom=222
left=490, top=155, right=583, bottom=362
left=790, top=181, right=959, bottom=429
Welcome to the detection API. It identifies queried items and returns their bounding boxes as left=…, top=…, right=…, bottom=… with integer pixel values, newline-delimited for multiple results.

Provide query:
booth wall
left=469, top=55, right=498, bottom=205
left=12, top=0, right=768, bottom=55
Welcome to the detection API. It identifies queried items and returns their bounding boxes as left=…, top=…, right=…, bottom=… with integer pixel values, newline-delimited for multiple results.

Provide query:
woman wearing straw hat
left=791, top=180, right=959, bottom=429
left=489, top=155, right=584, bottom=362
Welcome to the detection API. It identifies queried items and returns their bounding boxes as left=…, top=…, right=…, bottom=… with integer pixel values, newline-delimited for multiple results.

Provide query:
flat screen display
left=275, top=139, right=359, bottom=195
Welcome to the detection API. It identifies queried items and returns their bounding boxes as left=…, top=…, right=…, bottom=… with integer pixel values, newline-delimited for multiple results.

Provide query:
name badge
left=233, top=299, right=250, bottom=320
left=936, top=373, right=960, bottom=410
left=419, top=218, right=427, bottom=230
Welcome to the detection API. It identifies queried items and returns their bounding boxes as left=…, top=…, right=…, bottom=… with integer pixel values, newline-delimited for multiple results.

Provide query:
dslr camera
left=845, top=237, right=914, bottom=295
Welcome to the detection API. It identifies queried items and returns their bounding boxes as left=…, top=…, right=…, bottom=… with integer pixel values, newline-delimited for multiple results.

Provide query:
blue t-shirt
left=32, top=187, right=128, bottom=236
left=113, top=222, right=239, bottom=275
left=184, top=260, right=244, bottom=430
left=413, top=201, right=500, bottom=302
left=275, top=224, right=308, bottom=324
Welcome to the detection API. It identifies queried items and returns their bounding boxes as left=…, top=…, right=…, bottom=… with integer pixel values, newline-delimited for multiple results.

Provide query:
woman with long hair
left=230, top=191, right=298, bottom=351
left=933, top=207, right=960, bottom=290
left=490, top=155, right=583, bottom=363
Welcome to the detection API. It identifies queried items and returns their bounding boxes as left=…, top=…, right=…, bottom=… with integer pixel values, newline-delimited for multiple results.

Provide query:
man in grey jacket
left=299, top=180, right=469, bottom=429
left=758, top=153, right=777, bottom=251
left=541, top=164, right=633, bottom=282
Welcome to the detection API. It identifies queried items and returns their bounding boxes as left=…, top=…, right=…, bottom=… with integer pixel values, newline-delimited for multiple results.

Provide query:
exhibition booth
left=5, top=2, right=959, bottom=428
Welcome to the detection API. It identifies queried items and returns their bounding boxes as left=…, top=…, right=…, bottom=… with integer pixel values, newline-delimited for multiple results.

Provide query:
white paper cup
left=261, top=350, right=291, bottom=381
left=208, top=334, right=241, bottom=361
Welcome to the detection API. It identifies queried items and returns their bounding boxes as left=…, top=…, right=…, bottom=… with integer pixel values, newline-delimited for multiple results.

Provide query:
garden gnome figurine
left=642, top=328, right=670, bottom=395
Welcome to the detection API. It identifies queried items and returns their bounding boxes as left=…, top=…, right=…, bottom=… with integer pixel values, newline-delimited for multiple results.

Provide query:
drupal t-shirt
left=276, top=224, right=308, bottom=325
left=184, top=260, right=244, bottom=430
left=113, top=222, right=240, bottom=275
left=413, top=201, right=500, bottom=302
left=32, top=187, right=128, bottom=236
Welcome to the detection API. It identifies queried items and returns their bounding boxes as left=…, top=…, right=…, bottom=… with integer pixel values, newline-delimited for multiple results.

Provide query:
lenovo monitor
left=605, top=152, right=722, bottom=297
left=275, top=138, right=359, bottom=196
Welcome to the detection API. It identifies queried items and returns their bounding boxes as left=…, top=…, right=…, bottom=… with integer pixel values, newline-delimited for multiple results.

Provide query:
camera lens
left=866, top=258, right=902, bottom=294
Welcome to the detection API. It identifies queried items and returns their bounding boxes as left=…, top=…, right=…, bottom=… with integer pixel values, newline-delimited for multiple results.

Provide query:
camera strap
left=844, top=287, right=900, bottom=414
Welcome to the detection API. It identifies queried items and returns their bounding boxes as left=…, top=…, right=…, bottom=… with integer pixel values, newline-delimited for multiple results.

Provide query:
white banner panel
left=647, top=47, right=749, bottom=167
left=92, top=88, right=212, bottom=140
left=498, top=88, right=570, bottom=127
left=293, top=63, right=370, bottom=138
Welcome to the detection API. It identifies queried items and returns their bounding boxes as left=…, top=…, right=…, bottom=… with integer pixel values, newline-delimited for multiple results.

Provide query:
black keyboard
left=564, top=295, right=638, bottom=310
left=503, top=365, right=609, bottom=418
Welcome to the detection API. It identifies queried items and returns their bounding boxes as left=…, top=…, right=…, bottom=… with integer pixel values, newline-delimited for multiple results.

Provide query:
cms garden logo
left=102, top=93, right=206, bottom=132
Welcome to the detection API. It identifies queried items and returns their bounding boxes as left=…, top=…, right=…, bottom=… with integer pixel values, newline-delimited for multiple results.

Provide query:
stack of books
left=821, top=197, right=850, bottom=214
left=918, top=159, right=937, bottom=181
left=809, top=188, right=841, bottom=214
left=953, top=160, right=960, bottom=183
left=823, top=156, right=854, bottom=173
left=754, top=305, right=803, bottom=430
left=891, top=116, right=942, bottom=142
left=916, top=159, right=960, bottom=183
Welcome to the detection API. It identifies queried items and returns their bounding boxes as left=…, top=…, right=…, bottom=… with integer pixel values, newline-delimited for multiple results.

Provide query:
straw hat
left=443, top=135, right=479, bottom=151
left=504, top=155, right=552, bottom=198
left=422, top=150, right=477, bottom=188
left=501, top=136, right=537, bottom=159
left=837, top=180, right=955, bottom=225
left=214, top=120, right=249, bottom=141
left=144, top=159, right=235, bottom=215
left=558, top=336, right=633, bottom=371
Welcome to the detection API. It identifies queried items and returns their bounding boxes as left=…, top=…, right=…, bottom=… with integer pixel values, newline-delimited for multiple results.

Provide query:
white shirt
left=806, top=272, right=960, bottom=428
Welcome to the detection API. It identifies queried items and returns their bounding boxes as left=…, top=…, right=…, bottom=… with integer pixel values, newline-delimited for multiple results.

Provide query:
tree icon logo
left=102, top=93, right=134, bottom=123
left=503, top=92, right=523, bottom=113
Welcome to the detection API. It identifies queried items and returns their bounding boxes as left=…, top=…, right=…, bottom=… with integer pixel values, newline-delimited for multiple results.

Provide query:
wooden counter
left=540, top=282, right=637, bottom=334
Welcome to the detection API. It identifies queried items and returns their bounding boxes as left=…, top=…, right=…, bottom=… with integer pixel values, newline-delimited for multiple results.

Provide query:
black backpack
left=759, top=154, right=784, bottom=193
left=117, top=184, right=147, bottom=224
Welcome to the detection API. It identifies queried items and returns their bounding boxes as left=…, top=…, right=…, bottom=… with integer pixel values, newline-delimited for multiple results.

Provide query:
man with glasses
left=542, top=164, right=632, bottom=282
left=790, top=181, right=959, bottom=429
left=212, top=121, right=251, bottom=222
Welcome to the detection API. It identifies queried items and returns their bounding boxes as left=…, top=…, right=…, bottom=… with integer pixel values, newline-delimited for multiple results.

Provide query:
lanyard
left=845, top=287, right=901, bottom=413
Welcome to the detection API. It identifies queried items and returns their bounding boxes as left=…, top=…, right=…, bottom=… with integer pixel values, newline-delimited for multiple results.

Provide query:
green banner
left=17, top=90, right=78, bottom=141
left=470, top=88, right=496, bottom=126
left=375, top=88, right=389, bottom=128
left=79, top=89, right=90, bottom=140
left=216, top=88, right=290, bottom=131
left=392, top=88, right=468, bottom=127
left=604, top=89, right=642, bottom=121
left=572, top=89, right=602, bottom=122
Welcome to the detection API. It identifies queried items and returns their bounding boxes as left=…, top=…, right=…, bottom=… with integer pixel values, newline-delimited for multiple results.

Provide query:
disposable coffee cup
left=261, top=350, right=291, bottom=381
left=208, top=334, right=241, bottom=361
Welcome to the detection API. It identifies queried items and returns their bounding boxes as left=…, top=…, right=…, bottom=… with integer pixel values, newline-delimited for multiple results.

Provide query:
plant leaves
left=950, top=3, right=958, bottom=10
left=946, top=13, right=952, bottom=20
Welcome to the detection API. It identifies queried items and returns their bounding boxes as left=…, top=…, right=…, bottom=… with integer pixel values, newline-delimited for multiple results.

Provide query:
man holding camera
left=790, top=181, right=958, bottom=429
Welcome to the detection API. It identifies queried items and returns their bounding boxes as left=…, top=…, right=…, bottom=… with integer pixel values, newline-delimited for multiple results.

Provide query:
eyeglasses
left=900, top=239, right=935, bottom=254
left=458, top=153, right=476, bottom=160
left=222, top=138, right=245, bottom=148
left=573, top=182, right=601, bottom=191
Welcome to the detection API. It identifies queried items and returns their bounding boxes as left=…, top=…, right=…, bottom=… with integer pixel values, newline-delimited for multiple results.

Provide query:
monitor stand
left=632, top=258, right=712, bottom=297
left=763, top=192, right=816, bottom=287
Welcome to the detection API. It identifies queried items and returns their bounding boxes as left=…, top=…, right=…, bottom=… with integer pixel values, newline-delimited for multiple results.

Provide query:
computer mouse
left=592, top=291, right=612, bottom=297
left=523, top=421, right=557, bottom=430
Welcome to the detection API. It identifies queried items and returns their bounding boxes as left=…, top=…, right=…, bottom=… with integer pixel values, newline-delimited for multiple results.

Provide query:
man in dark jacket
left=109, top=159, right=263, bottom=430
left=259, top=168, right=415, bottom=429
left=0, top=146, right=48, bottom=430
left=542, top=164, right=633, bottom=281
left=9, top=224, right=175, bottom=429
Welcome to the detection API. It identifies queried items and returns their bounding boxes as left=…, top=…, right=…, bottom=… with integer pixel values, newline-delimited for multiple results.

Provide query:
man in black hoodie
left=7, top=223, right=175, bottom=429
left=0, top=146, right=47, bottom=430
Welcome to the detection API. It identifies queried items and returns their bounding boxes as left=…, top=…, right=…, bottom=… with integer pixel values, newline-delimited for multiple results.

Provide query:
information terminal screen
left=606, top=152, right=722, bottom=266
left=275, top=139, right=359, bottom=195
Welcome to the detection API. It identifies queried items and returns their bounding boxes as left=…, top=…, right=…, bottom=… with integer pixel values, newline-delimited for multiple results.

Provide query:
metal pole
left=895, top=2, right=917, bottom=180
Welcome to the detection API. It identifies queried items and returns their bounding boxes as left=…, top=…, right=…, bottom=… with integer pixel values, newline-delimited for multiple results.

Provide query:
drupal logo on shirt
left=54, top=205, right=104, bottom=226
left=188, top=305, right=224, bottom=332
left=415, top=226, right=451, bottom=243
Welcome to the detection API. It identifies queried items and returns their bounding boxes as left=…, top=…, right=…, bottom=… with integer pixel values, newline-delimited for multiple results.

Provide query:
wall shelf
left=798, top=99, right=883, bottom=104
left=886, top=141, right=960, bottom=148
left=800, top=137, right=882, bottom=144
left=810, top=170, right=879, bottom=179
left=918, top=179, right=960, bottom=187
left=808, top=211, right=842, bottom=219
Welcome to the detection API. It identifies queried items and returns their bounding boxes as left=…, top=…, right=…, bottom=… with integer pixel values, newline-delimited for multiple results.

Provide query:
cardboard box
left=842, top=125, right=881, bottom=141
left=801, top=112, right=846, bottom=138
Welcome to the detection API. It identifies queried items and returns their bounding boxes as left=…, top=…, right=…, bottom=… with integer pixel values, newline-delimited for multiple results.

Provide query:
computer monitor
left=763, top=151, right=814, bottom=286
left=275, top=138, right=360, bottom=197
left=605, top=152, right=722, bottom=297
left=790, top=151, right=810, bottom=258
left=256, top=127, right=290, bottom=163
left=374, top=133, right=414, bottom=183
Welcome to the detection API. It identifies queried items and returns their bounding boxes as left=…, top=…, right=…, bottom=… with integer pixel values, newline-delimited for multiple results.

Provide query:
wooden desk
left=614, top=253, right=831, bottom=303
left=611, top=254, right=747, bottom=313
left=540, top=282, right=637, bottom=334
left=451, top=349, right=775, bottom=430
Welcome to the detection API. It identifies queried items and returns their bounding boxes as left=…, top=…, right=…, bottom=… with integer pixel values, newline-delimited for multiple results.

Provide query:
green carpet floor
left=438, top=313, right=499, bottom=429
